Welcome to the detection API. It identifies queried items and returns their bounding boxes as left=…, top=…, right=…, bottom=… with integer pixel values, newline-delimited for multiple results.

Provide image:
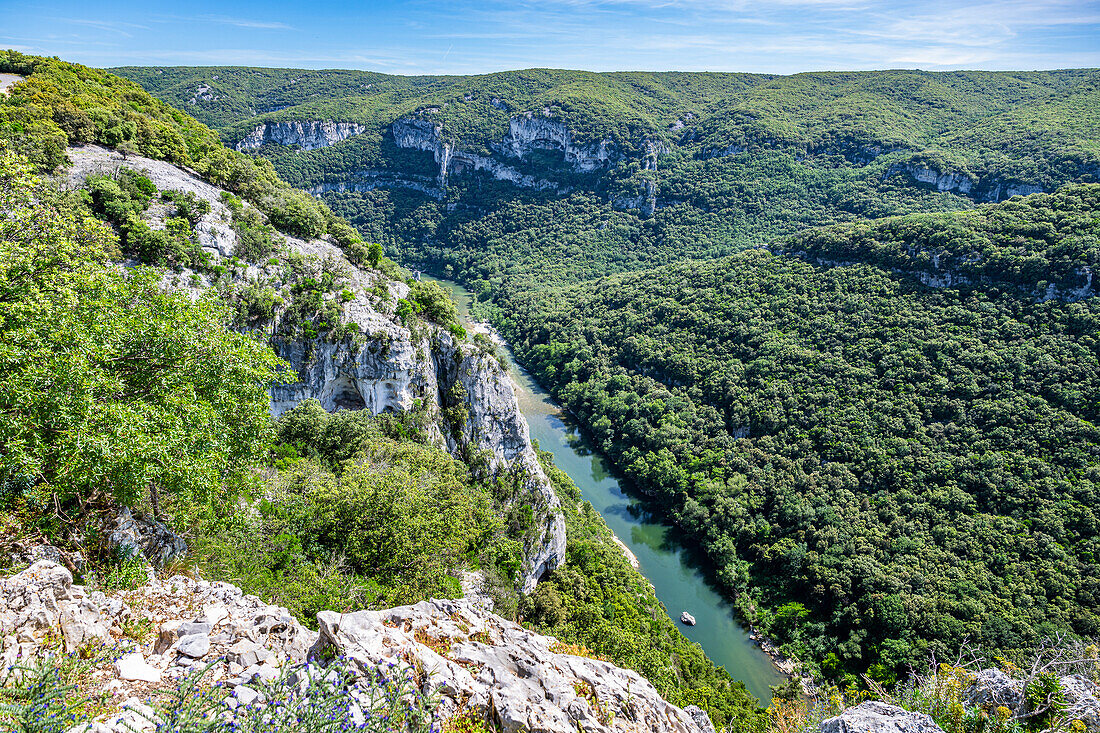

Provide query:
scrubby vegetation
left=0, top=51, right=362, bottom=255
left=194, top=399, right=519, bottom=616
left=1, top=654, right=442, bottom=733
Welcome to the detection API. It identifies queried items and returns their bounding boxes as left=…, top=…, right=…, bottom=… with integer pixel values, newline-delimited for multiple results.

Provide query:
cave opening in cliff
left=330, top=376, right=366, bottom=411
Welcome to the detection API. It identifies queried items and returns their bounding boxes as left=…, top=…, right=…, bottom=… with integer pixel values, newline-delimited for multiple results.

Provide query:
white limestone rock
left=235, top=120, right=367, bottom=151
left=115, top=652, right=162, bottom=683
left=1060, top=675, right=1100, bottom=732
left=313, top=598, right=710, bottom=733
left=963, top=668, right=1023, bottom=711
left=820, top=701, right=945, bottom=733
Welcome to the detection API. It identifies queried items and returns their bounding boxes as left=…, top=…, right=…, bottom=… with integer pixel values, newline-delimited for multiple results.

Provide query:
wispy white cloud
left=199, top=15, right=297, bottom=30
left=44, top=18, right=151, bottom=38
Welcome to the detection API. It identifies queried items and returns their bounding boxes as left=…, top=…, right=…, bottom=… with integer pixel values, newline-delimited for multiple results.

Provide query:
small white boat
left=680, top=611, right=696, bottom=626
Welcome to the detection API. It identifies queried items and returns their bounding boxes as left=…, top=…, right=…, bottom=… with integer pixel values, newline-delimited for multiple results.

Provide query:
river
left=425, top=276, right=786, bottom=704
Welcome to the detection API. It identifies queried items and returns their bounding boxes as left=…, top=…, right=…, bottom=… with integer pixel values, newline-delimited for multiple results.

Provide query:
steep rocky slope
left=0, top=559, right=710, bottom=733
left=8, top=556, right=1100, bottom=733
left=60, top=144, right=566, bottom=594
left=235, top=120, right=366, bottom=151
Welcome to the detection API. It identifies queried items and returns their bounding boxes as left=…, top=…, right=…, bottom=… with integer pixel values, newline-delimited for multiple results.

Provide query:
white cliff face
left=392, top=112, right=620, bottom=190
left=235, top=120, right=367, bottom=151
left=442, top=340, right=568, bottom=591
left=501, top=113, right=618, bottom=171
left=315, top=598, right=711, bottom=733
left=886, top=162, right=1048, bottom=202
left=392, top=117, right=562, bottom=190
left=905, top=164, right=974, bottom=194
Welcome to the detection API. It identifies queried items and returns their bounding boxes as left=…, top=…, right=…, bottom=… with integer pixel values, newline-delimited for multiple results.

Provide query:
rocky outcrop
left=1061, top=675, right=1100, bottom=732
left=3, top=561, right=710, bottom=733
left=963, top=669, right=1100, bottom=732
left=445, top=341, right=568, bottom=591
left=314, top=597, right=710, bottom=733
left=63, top=145, right=244, bottom=261
left=499, top=113, right=617, bottom=171
left=886, top=163, right=976, bottom=195
left=109, top=507, right=188, bottom=567
left=392, top=111, right=620, bottom=189
left=963, top=668, right=1024, bottom=711
left=1, top=561, right=315, bottom=672
left=234, top=120, right=367, bottom=151
left=0, top=72, right=23, bottom=95
left=884, top=162, right=1046, bottom=202
left=393, top=117, right=561, bottom=190
left=821, top=701, right=945, bottom=733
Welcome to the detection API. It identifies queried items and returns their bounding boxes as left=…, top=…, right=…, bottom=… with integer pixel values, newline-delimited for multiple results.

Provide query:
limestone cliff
left=498, top=113, right=617, bottom=171
left=61, top=144, right=567, bottom=594
left=392, top=117, right=562, bottom=190
left=235, top=120, right=367, bottom=151
left=389, top=111, right=621, bottom=190
left=884, top=161, right=1046, bottom=202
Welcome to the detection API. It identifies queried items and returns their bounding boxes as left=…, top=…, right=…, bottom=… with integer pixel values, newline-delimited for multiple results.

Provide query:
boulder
left=115, top=652, right=161, bottom=683
left=59, top=597, right=111, bottom=653
left=1060, top=675, right=1100, bottom=732
left=228, top=640, right=272, bottom=668
left=964, top=668, right=1023, bottom=712
left=176, top=633, right=211, bottom=659
left=109, top=507, right=187, bottom=566
left=820, top=701, right=945, bottom=733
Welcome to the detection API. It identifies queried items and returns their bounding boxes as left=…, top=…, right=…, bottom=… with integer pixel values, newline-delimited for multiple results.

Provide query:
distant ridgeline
left=115, top=65, right=1100, bottom=287
left=115, top=60, right=1100, bottom=689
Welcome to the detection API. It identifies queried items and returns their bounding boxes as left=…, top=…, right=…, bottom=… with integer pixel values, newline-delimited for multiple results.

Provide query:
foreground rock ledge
left=314, top=599, right=706, bottom=733
left=1, top=560, right=709, bottom=733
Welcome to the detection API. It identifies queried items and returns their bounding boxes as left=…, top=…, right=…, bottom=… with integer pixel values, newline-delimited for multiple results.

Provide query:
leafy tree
left=0, top=148, right=283, bottom=525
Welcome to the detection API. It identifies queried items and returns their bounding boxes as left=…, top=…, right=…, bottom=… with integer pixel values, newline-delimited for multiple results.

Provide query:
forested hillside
left=500, top=187, right=1100, bottom=685
left=119, top=65, right=1100, bottom=291
left=0, top=52, right=765, bottom=729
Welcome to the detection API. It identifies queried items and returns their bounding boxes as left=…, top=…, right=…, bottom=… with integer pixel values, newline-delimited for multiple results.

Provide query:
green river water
left=426, top=276, right=786, bottom=704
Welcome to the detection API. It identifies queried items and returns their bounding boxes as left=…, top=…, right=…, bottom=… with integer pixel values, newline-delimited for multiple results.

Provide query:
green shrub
left=235, top=226, right=277, bottom=263
left=408, top=280, right=459, bottom=327
left=85, top=175, right=134, bottom=224
left=265, top=189, right=327, bottom=238
left=161, top=189, right=211, bottom=225
left=115, top=168, right=156, bottom=208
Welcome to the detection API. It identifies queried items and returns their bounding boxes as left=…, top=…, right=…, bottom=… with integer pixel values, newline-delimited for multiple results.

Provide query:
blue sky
left=1, top=0, right=1098, bottom=74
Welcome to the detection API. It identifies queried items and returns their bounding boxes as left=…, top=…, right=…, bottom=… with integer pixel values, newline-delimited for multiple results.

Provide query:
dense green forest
left=497, top=188, right=1100, bottom=685
left=0, top=53, right=764, bottom=729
